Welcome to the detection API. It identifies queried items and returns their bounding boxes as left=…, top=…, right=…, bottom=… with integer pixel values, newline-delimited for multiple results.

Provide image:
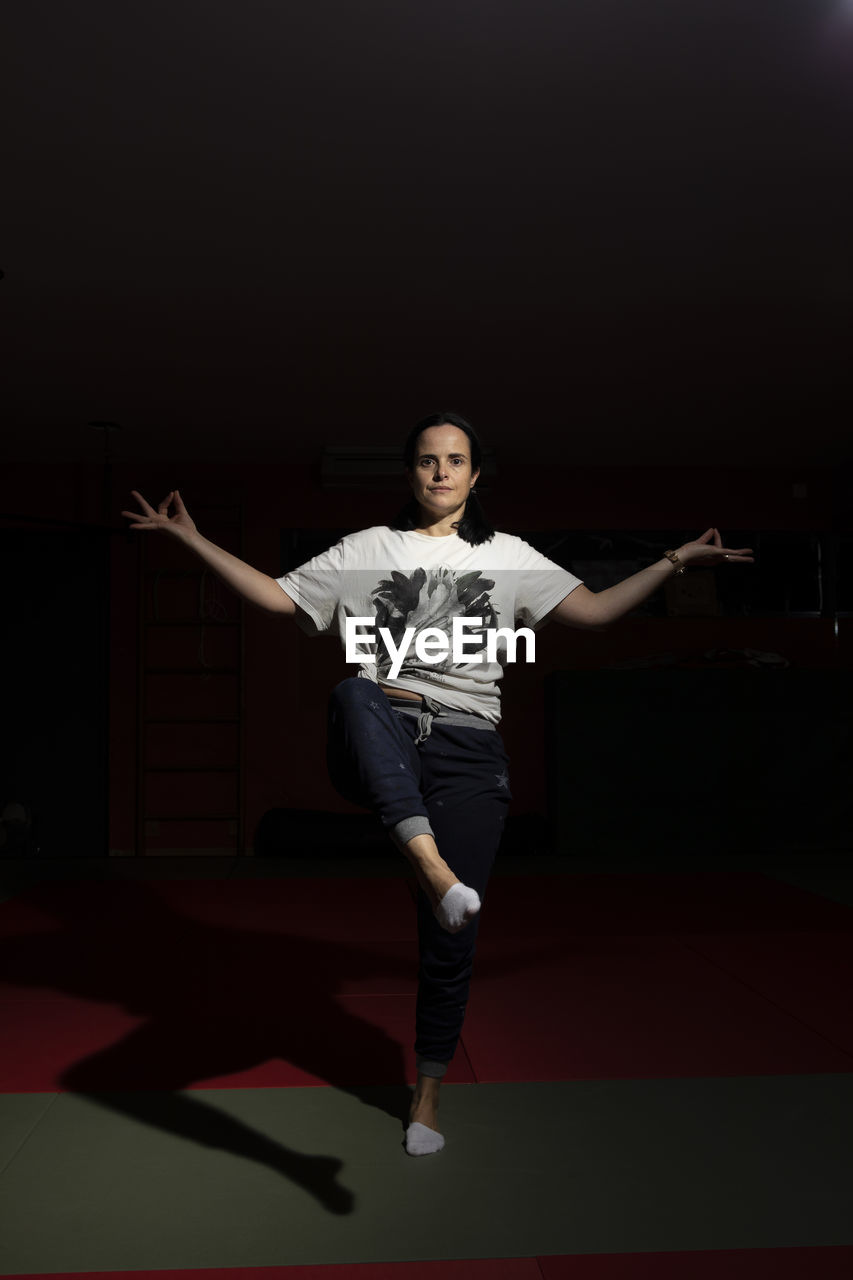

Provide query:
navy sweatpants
left=326, top=677, right=511, bottom=1072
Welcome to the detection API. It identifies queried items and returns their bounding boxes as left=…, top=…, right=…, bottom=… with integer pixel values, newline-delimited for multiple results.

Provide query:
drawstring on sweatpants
left=385, top=689, right=497, bottom=740
left=414, top=693, right=443, bottom=744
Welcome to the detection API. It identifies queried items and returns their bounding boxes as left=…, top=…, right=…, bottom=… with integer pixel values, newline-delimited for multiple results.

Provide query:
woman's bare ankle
left=400, top=834, right=458, bottom=907
left=410, top=1073, right=441, bottom=1129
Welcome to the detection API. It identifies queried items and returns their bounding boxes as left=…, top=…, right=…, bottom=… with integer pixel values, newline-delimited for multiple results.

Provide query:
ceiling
left=3, top=0, right=852, bottom=466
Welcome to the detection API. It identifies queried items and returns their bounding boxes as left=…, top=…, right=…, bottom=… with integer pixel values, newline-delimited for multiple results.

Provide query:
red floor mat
left=460, top=929, right=853, bottom=1082
left=681, top=929, right=853, bottom=1057
left=460, top=870, right=853, bottom=1081
left=537, top=1246, right=853, bottom=1277
left=477, top=871, right=852, bottom=939
left=0, top=877, right=452, bottom=1093
left=1, top=874, right=850, bottom=1094
left=6, top=1247, right=853, bottom=1278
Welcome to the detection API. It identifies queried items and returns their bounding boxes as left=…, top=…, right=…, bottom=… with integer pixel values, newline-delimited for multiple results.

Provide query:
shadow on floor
left=1, top=877, right=430, bottom=1213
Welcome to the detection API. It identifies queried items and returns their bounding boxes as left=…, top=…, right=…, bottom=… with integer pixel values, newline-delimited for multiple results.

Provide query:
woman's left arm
left=548, top=527, right=754, bottom=629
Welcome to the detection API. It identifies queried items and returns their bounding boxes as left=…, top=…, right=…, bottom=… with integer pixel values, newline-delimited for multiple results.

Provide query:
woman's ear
left=470, top=468, right=480, bottom=490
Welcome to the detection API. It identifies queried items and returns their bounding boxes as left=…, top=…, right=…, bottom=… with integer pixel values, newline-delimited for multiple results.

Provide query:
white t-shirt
left=276, top=526, right=583, bottom=723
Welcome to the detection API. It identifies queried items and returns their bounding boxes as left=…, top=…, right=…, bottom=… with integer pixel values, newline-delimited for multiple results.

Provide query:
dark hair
left=392, top=410, right=495, bottom=546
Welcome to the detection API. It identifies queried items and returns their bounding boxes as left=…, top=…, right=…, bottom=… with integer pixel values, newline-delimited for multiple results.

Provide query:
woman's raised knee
left=329, top=676, right=374, bottom=712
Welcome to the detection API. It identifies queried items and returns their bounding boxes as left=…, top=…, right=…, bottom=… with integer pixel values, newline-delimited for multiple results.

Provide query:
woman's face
left=407, top=424, right=480, bottom=522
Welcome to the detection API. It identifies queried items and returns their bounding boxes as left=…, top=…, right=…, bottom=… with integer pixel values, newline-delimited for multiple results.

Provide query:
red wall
left=4, top=460, right=851, bottom=854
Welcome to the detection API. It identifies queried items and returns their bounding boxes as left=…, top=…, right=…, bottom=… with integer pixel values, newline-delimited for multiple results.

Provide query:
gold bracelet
left=663, top=549, right=686, bottom=576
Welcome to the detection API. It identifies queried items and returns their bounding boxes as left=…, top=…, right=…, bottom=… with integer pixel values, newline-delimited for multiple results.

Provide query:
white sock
left=406, top=1121, right=445, bottom=1156
left=434, top=882, right=480, bottom=933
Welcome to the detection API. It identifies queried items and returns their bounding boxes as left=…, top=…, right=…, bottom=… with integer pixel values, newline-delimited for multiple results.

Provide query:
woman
left=123, top=411, right=753, bottom=1156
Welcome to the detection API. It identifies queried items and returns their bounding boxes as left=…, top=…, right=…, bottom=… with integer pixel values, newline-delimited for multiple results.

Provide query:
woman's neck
left=412, top=516, right=459, bottom=538
left=412, top=504, right=463, bottom=537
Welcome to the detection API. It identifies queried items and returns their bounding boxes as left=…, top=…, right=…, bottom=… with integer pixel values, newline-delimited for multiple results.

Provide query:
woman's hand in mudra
left=678, top=527, right=754, bottom=567
left=121, top=489, right=198, bottom=540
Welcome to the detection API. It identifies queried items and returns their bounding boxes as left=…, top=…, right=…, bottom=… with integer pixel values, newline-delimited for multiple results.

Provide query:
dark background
left=2, top=2, right=852, bottom=856
left=3, top=0, right=852, bottom=465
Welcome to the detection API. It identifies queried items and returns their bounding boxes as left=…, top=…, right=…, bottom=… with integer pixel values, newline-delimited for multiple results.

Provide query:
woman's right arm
left=121, top=489, right=296, bottom=617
